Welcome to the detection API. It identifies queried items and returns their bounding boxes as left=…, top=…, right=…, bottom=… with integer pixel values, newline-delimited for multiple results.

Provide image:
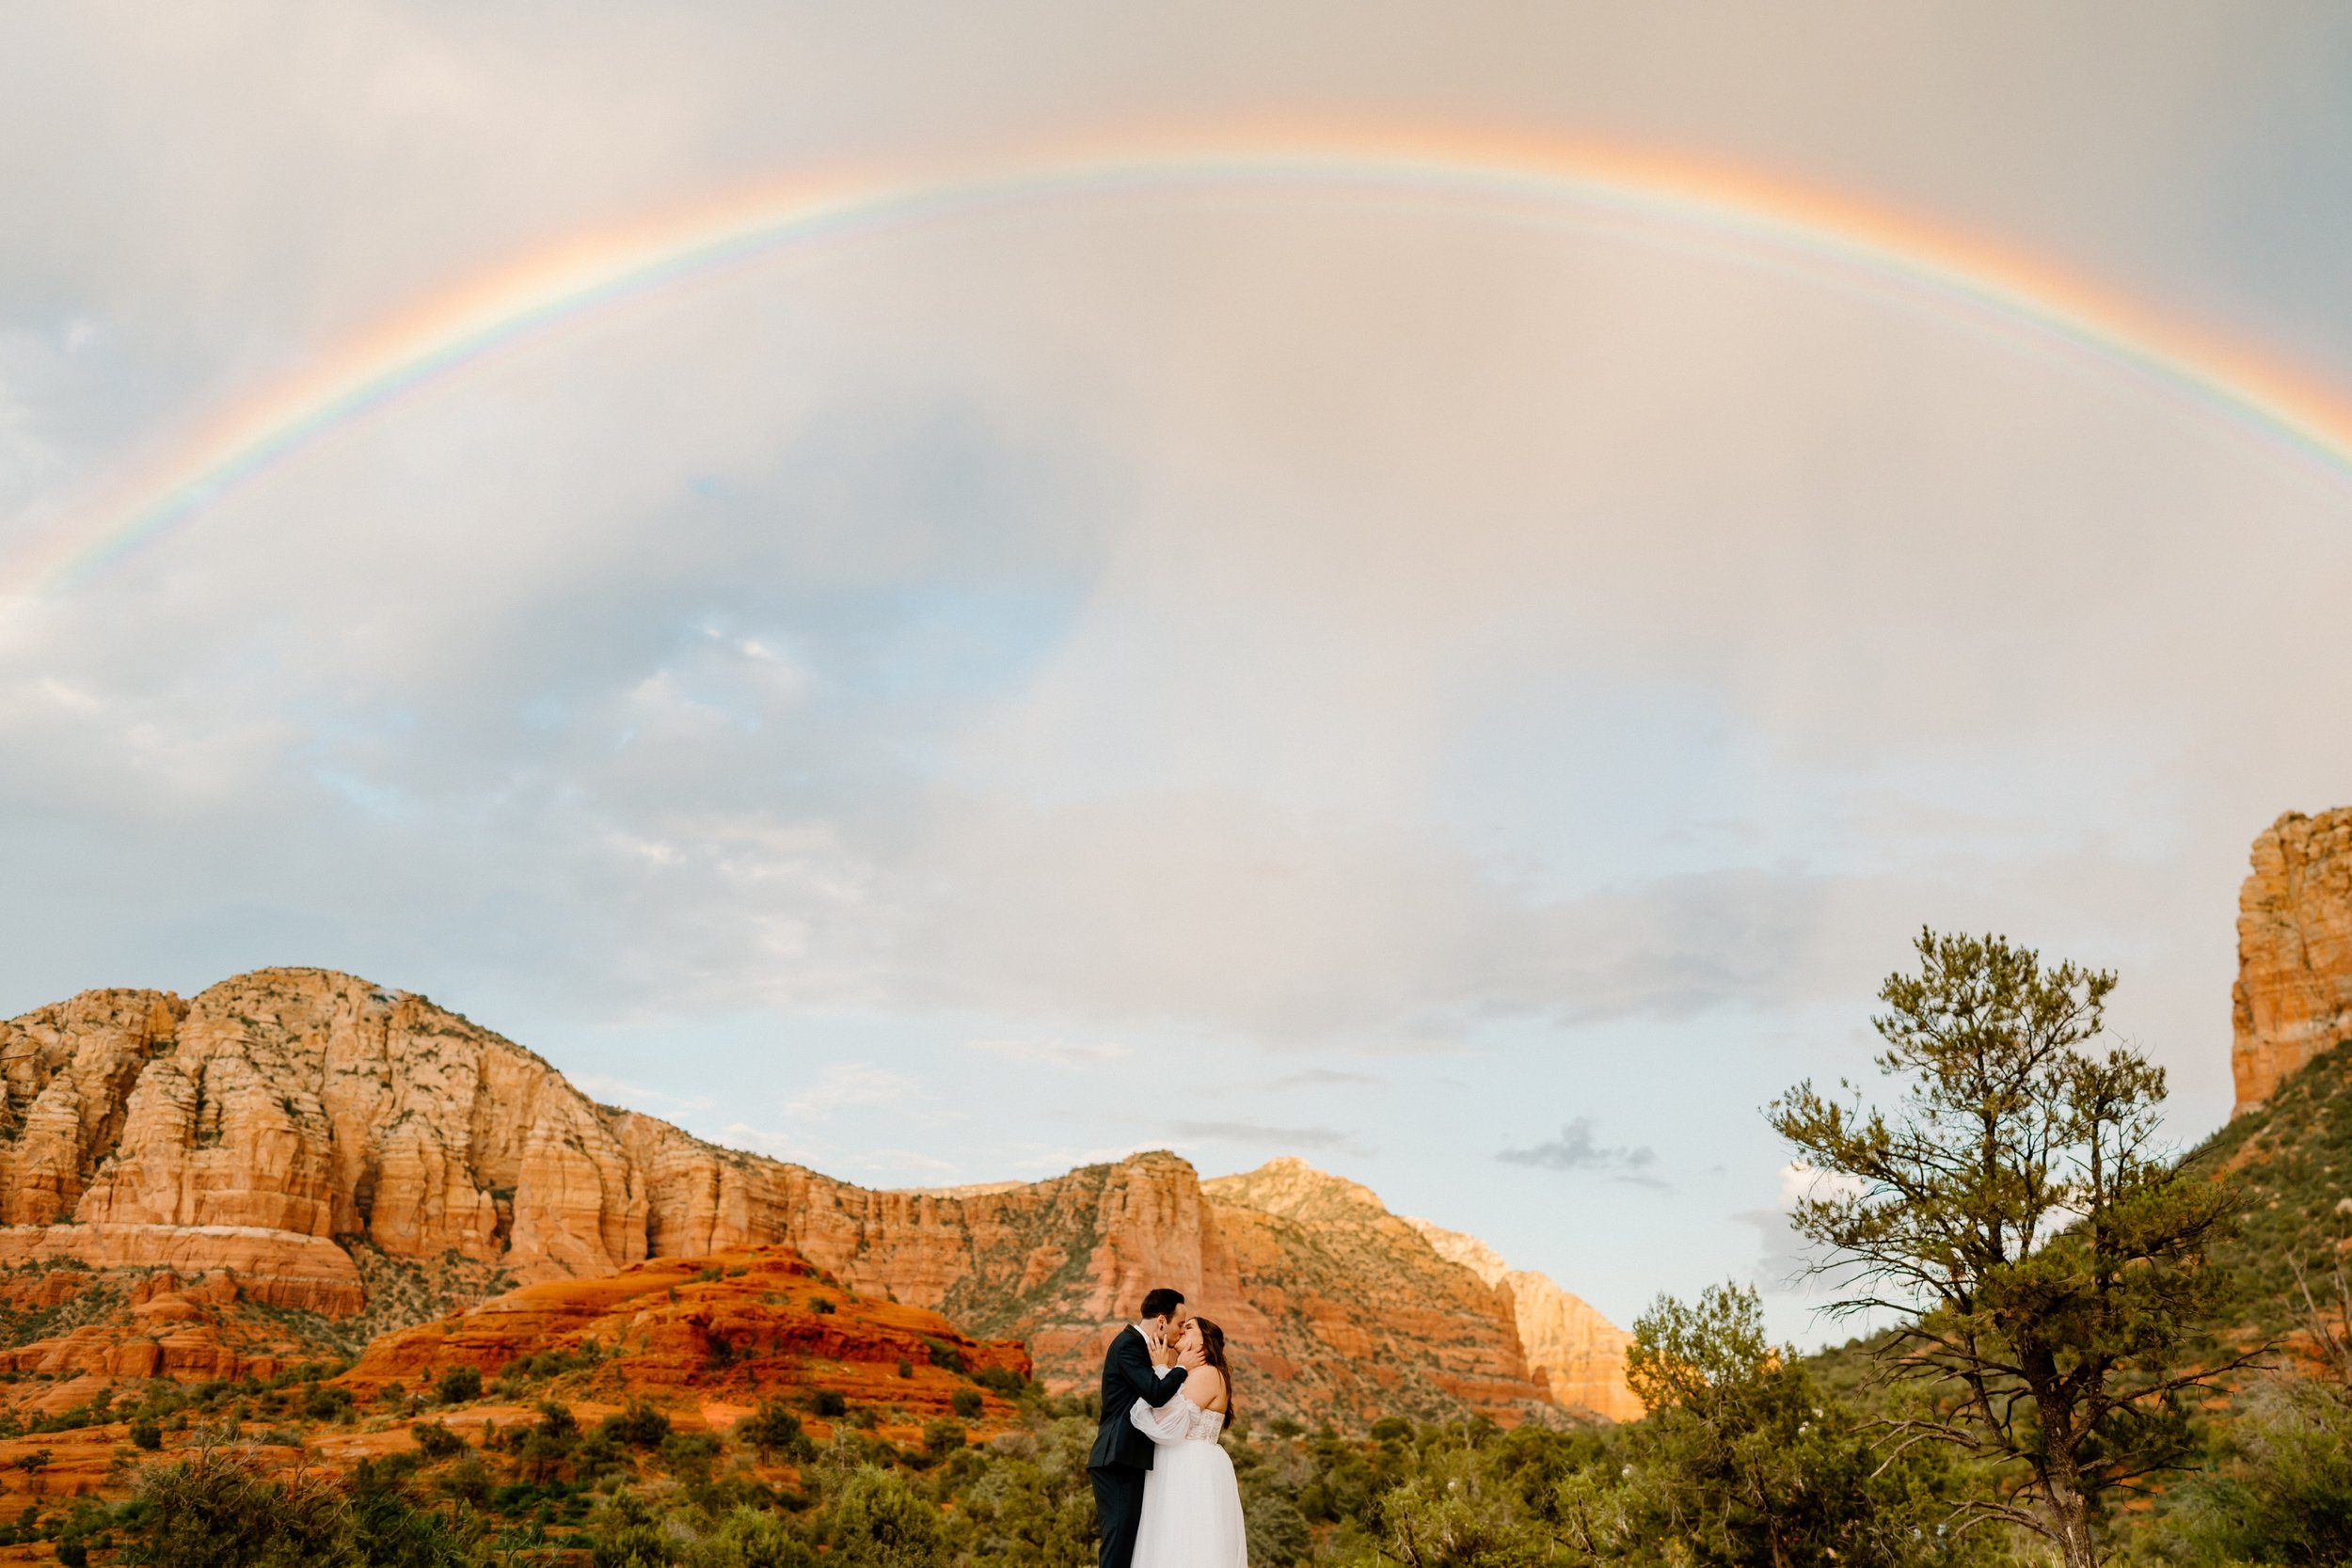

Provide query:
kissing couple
left=1087, top=1287, right=1248, bottom=1568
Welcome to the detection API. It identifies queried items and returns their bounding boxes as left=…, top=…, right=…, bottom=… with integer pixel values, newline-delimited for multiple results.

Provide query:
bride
left=1130, top=1314, right=1248, bottom=1567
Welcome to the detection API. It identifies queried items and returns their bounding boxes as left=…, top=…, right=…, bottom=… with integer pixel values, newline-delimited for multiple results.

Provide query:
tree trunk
left=2042, top=1464, right=2099, bottom=1568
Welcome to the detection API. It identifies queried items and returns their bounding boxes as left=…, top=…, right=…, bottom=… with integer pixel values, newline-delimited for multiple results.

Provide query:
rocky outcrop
left=1406, top=1217, right=1641, bottom=1421
left=0, top=969, right=1629, bottom=1425
left=2233, top=809, right=2352, bottom=1115
left=342, top=1243, right=1028, bottom=1427
left=1199, top=1160, right=1557, bottom=1424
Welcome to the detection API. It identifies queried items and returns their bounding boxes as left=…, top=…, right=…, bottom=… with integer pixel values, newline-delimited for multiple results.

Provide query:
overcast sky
left=5, top=3, right=2352, bottom=1344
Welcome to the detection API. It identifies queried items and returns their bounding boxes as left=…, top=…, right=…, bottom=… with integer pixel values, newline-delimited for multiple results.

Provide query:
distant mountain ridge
left=0, top=968, right=1633, bottom=1425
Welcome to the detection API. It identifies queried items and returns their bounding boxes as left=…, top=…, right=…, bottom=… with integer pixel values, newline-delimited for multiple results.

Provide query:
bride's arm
left=1127, top=1389, right=1198, bottom=1446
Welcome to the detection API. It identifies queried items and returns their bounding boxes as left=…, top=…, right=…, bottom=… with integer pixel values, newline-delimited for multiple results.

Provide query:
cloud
left=1169, top=1119, right=1371, bottom=1156
left=970, top=1037, right=1134, bottom=1069
left=571, top=1072, right=715, bottom=1117
left=1259, top=1068, right=1379, bottom=1091
left=1498, top=1118, right=1667, bottom=1189
left=782, top=1064, right=920, bottom=1120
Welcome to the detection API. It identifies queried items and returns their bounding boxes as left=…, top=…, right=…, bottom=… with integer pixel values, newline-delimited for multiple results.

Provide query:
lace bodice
left=1130, top=1389, right=1228, bottom=1445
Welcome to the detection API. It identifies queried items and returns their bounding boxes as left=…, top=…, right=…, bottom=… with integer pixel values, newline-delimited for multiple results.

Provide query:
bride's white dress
left=1129, top=1389, right=1248, bottom=1567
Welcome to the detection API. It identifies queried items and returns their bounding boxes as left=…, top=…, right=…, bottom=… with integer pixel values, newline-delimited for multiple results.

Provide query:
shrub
left=1245, top=1492, right=1312, bottom=1568
left=970, top=1366, right=1027, bottom=1400
left=128, top=1418, right=164, bottom=1451
left=128, top=1446, right=360, bottom=1567
left=810, top=1298, right=835, bottom=1316
left=828, top=1465, right=944, bottom=1568
left=439, top=1455, right=491, bottom=1507
left=1369, top=1417, right=1412, bottom=1444
left=949, top=1389, right=981, bottom=1420
left=660, top=1431, right=723, bottom=1484
left=690, top=1505, right=815, bottom=1568
left=434, top=1366, right=482, bottom=1405
left=921, top=1418, right=965, bottom=1457
left=302, top=1385, right=353, bottom=1422
left=813, top=1390, right=848, bottom=1418
left=597, top=1400, right=672, bottom=1449
left=896, top=1360, right=913, bottom=1380
left=409, top=1420, right=467, bottom=1460
left=737, top=1400, right=812, bottom=1461
left=920, top=1339, right=964, bottom=1375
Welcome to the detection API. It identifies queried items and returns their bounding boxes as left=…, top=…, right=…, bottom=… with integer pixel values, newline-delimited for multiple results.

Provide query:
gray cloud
left=1499, top=1119, right=1667, bottom=1189
left=1170, top=1119, right=1371, bottom=1156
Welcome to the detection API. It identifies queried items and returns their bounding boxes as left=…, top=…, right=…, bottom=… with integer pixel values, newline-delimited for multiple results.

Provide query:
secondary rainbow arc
left=12, top=132, right=2351, bottom=600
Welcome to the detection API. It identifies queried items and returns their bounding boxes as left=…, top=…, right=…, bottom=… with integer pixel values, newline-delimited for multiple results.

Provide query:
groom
left=1088, top=1286, right=1203, bottom=1568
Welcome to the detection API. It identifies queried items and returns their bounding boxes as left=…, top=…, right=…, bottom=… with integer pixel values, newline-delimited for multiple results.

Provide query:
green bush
left=660, top=1431, right=723, bottom=1484
left=737, top=1400, right=812, bottom=1461
left=126, top=1447, right=362, bottom=1567
left=434, top=1366, right=482, bottom=1405
left=921, top=1418, right=965, bottom=1457
left=409, top=1420, right=468, bottom=1460
left=597, top=1400, right=673, bottom=1449
left=920, top=1338, right=964, bottom=1375
left=128, top=1418, right=163, bottom=1451
left=302, top=1385, right=353, bottom=1422
left=949, top=1388, right=982, bottom=1420
left=1243, top=1491, right=1311, bottom=1567
left=813, top=1390, right=848, bottom=1418
left=969, top=1366, right=1027, bottom=1400
left=828, top=1466, right=945, bottom=1568
left=682, top=1506, right=814, bottom=1568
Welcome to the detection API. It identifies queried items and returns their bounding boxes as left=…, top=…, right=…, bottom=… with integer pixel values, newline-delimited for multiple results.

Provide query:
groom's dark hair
left=1139, top=1287, right=1184, bottom=1321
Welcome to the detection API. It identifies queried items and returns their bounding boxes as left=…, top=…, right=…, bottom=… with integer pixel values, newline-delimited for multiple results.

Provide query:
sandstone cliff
left=2233, top=808, right=2352, bottom=1115
left=0, top=969, right=1628, bottom=1425
left=1404, top=1216, right=1642, bottom=1421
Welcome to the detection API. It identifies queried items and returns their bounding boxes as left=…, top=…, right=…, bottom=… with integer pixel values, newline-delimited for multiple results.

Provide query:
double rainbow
left=12, top=129, right=2351, bottom=600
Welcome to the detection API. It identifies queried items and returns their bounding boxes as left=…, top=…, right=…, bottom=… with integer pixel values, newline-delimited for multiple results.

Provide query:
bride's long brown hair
left=1193, top=1315, right=1234, bottom=1422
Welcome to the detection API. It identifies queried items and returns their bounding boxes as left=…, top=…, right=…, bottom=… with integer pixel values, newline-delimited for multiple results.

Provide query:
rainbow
left=12, top=128, right=2352, bottom=600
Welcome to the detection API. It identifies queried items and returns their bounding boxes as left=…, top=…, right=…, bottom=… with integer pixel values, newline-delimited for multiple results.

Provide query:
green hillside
left=2186, top=1039, right=2352, bottom=1345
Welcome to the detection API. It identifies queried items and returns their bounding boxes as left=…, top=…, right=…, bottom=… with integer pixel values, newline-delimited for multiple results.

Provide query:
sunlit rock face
left=2233, top=809, right=2352, bottom=1116
left=0, top=969, right=1631, bottom=1424
left=1405, top=1214, right=1643, bottom=1422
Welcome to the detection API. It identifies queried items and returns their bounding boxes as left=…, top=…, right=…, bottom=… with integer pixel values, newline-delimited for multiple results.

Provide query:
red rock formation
left=2233, top=808, right=2352, bottom=1115
left=342, top=1243, right=1027, bottom=1426
left=1405, top=1218, right=1641, bottom=1421
left=0, top=969, right=1629, bottom=1425
left=1200, top=1160, right=1555, bottom=1425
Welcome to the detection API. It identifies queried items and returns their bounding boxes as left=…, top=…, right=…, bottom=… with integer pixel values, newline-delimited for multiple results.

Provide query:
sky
left=5, top=2, right=2352, bottom=1346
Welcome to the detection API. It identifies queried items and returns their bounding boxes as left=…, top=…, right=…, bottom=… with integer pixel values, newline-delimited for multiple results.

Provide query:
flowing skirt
left=1132, top=1438, right=1248, bottom=1568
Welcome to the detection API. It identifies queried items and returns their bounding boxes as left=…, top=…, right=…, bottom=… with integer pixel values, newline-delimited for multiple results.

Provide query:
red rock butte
left=0, top=967, right=1636, bottom=1425
left=2233, top=808, right=2352, bottom=1115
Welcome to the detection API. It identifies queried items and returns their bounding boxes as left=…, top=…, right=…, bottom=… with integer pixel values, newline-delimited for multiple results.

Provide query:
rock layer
left=1406, top=1217, right=1642, bottom=1421
left=0, top=969, right=1629, bottom=1424
left=2234, top=809, right=2352, bottom=1115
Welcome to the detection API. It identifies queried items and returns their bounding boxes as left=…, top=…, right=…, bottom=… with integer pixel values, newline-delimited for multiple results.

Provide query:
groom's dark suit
left=1088, top=1325, right=1189, bottom=1568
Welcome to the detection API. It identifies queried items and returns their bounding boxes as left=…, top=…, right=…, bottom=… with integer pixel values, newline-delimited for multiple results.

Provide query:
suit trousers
left=1090, top=1463, right=1147, bottom=1568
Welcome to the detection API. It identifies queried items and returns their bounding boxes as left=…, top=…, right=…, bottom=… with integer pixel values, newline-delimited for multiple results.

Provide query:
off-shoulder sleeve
left=1128, top=1390, right=1197, bottom=1446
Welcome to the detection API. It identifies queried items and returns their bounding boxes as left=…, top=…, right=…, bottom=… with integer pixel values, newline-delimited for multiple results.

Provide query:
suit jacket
left=1087, top=1324, right=1189, bottom=1472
